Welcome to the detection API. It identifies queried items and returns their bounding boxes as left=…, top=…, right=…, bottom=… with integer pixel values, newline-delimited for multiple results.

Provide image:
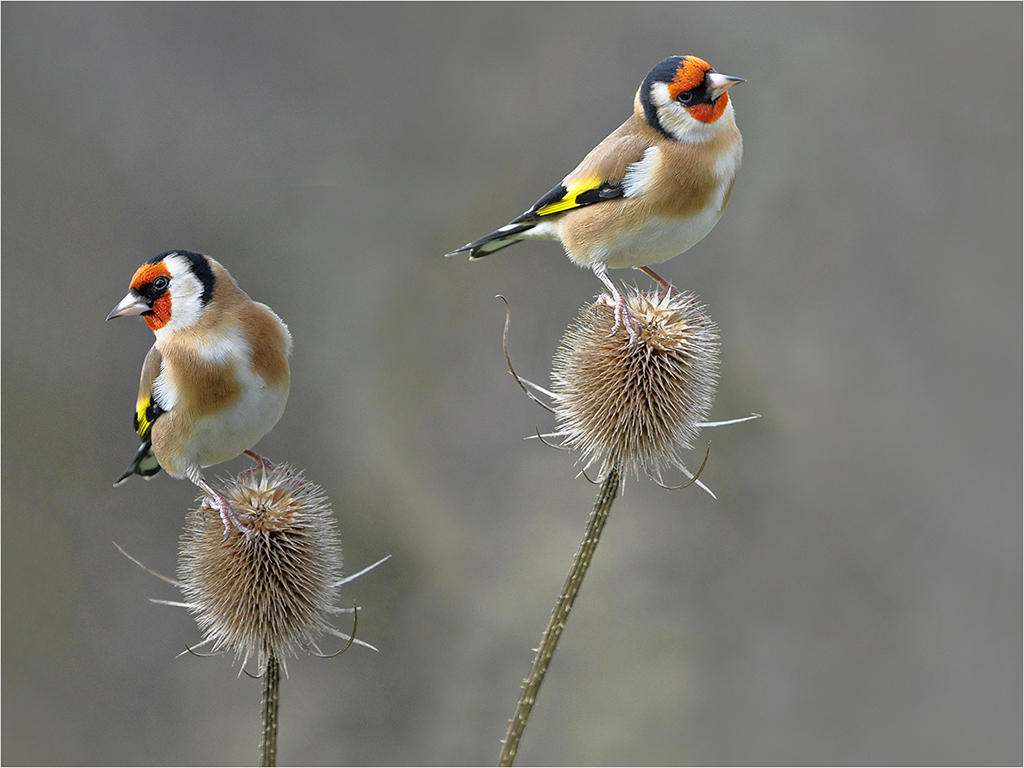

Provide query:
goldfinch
left=107, top=250, right=292, bottom=534
left=447, top=55, right=743, bottom=338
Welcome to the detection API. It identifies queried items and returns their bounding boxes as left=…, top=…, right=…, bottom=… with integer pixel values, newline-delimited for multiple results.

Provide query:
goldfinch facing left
left=447, top=55, right=743, bottom=339
left=107, top=250, right=292, bottom=534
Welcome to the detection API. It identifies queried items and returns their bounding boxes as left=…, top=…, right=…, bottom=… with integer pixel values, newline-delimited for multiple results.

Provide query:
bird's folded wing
left=134, top=344, right=166, bottom=439
left=516, top=130, right=652, bottom=221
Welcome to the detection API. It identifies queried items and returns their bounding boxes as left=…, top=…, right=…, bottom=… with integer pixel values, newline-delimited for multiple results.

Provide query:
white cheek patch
left=650, top=82, right=674, bottom=109
left=159, top=253, right=206, bottom=332
left=623, top=146, right=660, bottom=198
left=650, top=83, right=695, bottom=142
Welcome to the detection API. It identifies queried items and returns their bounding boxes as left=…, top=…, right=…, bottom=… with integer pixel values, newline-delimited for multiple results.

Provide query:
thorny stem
left=498, top=466, right=621, bottom=766
left=259, top=655, right=281, bottom=767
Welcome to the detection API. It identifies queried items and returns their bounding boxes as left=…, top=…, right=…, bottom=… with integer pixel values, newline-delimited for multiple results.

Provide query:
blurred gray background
left=3, top=4, right=1021, bottom=765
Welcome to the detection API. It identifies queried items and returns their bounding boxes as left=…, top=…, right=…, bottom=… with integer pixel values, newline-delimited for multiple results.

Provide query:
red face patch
left=687, top=92, right=730, bottom=124
left=145, top=294, right=172, bottom=330
left=667, top=56, right=711, bottom=101
left=129, top=261, right=173, bottom=330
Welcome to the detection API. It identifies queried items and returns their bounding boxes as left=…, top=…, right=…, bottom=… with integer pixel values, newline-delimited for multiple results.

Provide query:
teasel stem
left=498, top=466, right=621, bottom=766
left=259, top=654, right=281, bottom=767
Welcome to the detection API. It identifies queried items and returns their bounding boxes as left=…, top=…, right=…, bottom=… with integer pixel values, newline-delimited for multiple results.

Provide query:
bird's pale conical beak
left=106, top=291, right=150, bottom=321
left=707, top=72, right=744, bottom=101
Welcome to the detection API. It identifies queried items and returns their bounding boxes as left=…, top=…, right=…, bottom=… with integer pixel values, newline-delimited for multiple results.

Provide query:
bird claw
left=206, top=490, right=254, bottom=540
left=191, top=470, right=256, bottom=539
left=593, top=264, right=640, bottom=345
left=598, top=292, right=641, bottom=345
left=217, top=500, right=256, bottom=541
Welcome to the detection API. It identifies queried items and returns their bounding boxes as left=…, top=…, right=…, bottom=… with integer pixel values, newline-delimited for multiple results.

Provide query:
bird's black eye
left=677, top=91, right=694, bottom=104
left=152, top=276, right=169, bottom=291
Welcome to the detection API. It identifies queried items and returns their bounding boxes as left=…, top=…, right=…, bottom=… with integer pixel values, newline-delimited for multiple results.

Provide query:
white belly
left=599, top=208, right=723, bottom=270
left=191, top=380, right=288, bottom=468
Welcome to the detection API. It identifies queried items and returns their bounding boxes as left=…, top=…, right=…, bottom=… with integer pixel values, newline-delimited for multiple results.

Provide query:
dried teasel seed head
left=551, top=287, right=719, bottom=480
left=178, top=463, right=343, bottom=672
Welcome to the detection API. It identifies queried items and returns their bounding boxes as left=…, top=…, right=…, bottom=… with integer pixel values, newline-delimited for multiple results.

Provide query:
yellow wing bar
left=531, top=176, right=624, bottom=218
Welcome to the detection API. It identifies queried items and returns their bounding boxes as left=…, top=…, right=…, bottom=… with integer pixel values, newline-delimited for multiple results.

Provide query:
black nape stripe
left=150, top=249, right=216, bottom=308
left=640, top=56, right=686, bottom=140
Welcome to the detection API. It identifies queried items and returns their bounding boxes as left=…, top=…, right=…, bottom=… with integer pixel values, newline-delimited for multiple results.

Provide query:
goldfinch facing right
left=447, top=55, right=743, bottom=338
